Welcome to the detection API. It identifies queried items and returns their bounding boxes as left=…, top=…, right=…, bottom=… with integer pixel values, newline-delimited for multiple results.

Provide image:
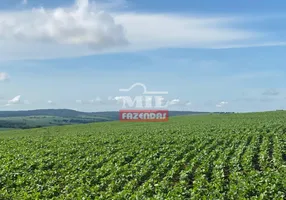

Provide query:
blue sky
left=0, top=0, right=286, bottom=112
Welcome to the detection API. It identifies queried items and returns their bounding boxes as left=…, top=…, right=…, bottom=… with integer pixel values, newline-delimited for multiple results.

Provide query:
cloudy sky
left=0, top=0, right=286, bottom=112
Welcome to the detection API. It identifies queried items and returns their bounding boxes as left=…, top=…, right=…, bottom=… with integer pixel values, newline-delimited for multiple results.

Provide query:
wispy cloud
left=216, top=101, right=228, bottom=108
left=168, top=99, right=180, bottom=106
left=47, top=100, right=56, bottom=105
left=0, top=0, right=279, bottom=60
left=259, top=97, right=273, bottom=102
left=0, top=72, right=9, bottom=81
left=212, top=41, right=286, bottom=49
left=167, top=99, right=192, bottom=107
left=6, top=95, right=21, bottom=106
left=75, top=97, right=103, bottom=105
left=114, top=13, right=257, bottom=49
left=262, top=89, right=280, bottom=96
left=5, top=95, right=31, bottom=106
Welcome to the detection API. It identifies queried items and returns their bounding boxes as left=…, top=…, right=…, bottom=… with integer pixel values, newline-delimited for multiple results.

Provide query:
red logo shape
left=119, top=110, right=169, bottom=122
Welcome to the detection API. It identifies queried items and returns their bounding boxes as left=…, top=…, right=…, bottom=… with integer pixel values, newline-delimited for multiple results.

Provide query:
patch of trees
left=0, top=120, right=35, bottom=129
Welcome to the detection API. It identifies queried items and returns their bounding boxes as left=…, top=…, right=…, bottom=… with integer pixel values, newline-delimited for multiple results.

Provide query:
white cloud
left=168, top=99, right=180, bottom=106
left=75, top=97, right=123, bottom=107
left=0, top=0, right=273, bottom=60
left=47, top=100, right=56, bottom=104
left=114, top=13, right=257, bottom=50
left=113, top=96, right=125, bottom=103
left=75, top=97, right=103, bottom=105
left=216, top=101, right=229, bottom=108
left=9, top=95, right=21, bottom=104
left=88, top=100, right=95, bottom=104
left=0, top=72, right=9, bottom=81
left=76, top=99, right=82, bottom=104
left=185, top=101, right=192, bottom=106
left=0, top=0, right=127, bottom=54
left=4, top=95, right=31, bottom=106
left=106, top=96, right=131, bottom=105
left=95, top=97, right=102, bottom=102
left=166, top=99, right=193, bottom=108
left=6, top=95, right=21, bottom=106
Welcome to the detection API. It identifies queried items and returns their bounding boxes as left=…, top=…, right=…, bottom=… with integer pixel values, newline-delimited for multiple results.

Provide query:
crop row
left=0, top=111, right=285, bottom=199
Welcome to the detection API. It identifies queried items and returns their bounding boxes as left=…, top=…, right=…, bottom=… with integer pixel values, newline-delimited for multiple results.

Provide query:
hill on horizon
left=0, top=109, right=211, bottom=130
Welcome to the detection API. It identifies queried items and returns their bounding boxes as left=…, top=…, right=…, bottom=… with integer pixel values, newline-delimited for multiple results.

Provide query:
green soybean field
left=0, top=111, right=285, bottom=199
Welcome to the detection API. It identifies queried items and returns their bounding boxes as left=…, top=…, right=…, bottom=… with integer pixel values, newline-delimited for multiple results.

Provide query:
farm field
left=0, top=109, right=208, bottom=130
left=0, top=111, right=285, bottom=199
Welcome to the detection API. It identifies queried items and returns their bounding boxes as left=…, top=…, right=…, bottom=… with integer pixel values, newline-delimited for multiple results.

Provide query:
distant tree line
left=0, top=120, right=41, bottom=129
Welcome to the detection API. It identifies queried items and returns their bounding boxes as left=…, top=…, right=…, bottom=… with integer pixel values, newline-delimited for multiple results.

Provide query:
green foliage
left=0, top=111, right=285, bottom=199
left=0, top=109, right=209, bottom=130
